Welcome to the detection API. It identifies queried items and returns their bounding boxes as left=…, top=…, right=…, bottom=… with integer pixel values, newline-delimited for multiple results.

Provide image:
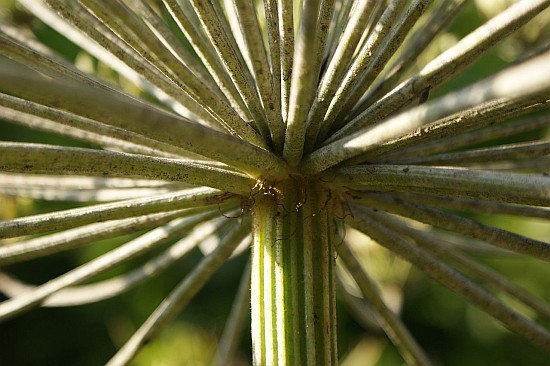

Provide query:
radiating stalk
left=45, top=0, right=219, bottom=128
left=336, top=276, right=381, bottom=332
left=0, top=185, right=179, bottom=203
left=317, top=0, right=406, bottom=140
left=0, top=209, right=189, bottom=264
left=377, top=113, right=550, bottom=161
left=0, top=93, right=191, bottom=159
left=0, top=216, right=238, bottom=306
left=106, top=216, right=250, bottom=366
left=0, top=68, right=287, bottom=177
left=331, top=0, right=550, bottom=139
left=365, top=210, right=550, bottom=321
left=212, top=261, right=252, bottom=366
left=0, top=186, right=232, bottom=239
left=80, top=0, right=230, bottom=114
left=391, top=192, right=550, bottom=219
left=160, top=0, right=253, bottom=122
left=302, top=51, right=550, bottom=173
left=17, top=0, right=197, bottom=120
left=331, top=164, right=550, bottom=206
left=263, top=0, right=283, bottom=126
left=353, top=193, right=550, bottom=261
left=231, top=0, right=285, bottom=151
left=187, top=0, right=271, bottom=142
left=347, top=207, right=550, bottom=352
left=323, top=0, right=354, bottom=65
left=0, top=210, right=222, bottom=321
left=124, top=0, right=214, bottom=88
left=0, top=142, right=255, bottom=195
left=277, top=0, right=294, bottom=119
left=329, top=0, right=433, bottom=132
left=387, top=140, right=550, bottom=165
left=354, top=0, right=467, bottom=115
left=0, top=23, right=162, bottom=107
left=338, top=242, right=433, bottom=366
left=72, top=0, right=264, bottom=145
left=283, top=0, right=327, bottom=166
left=314, top=0, right=336, bottom=83
left=305, top=0, right=377, bottom=151
left=251, top=178, right=337, bottom=365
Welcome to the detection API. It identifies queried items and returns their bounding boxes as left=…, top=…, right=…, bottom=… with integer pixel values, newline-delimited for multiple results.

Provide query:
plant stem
left=252, top=178, right=337, bottom=365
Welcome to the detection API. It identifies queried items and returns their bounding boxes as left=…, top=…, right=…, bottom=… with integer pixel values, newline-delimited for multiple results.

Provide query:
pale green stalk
left=0, top=93, right=191, bottom=159
left=212, top=261, right=252, bottom=366
left=231, top=0, right=285, bottom=151
left=314, top=0, right=336, bottom=82
left=58, top=0, right=264, bottom=142
left=391, top=192, right=550, bottom=219
left=0, top=185, right=233, bottom=238
left=210, top=0, right=256, bottom=86
left=305, top=0, right=377, bottom=150
left=1, top=182, right=173, bottom=199
left=160, top=0, right=253, bottom=122
left=354, top=0, right=386, bottom=58
left=366, top=210, right=550, bottom=320
left=0, top=171, right=185, bottom=201
left=283, top=0, right=324, bottom=166
left=353, top=193, right=550, bottom=260
left=88, top=0, right=253, bottom=138
left=17, top=0, right=198, bottom=119
left=331, top=164, right=550, bottom=206
left=0, top=187, right=178, bottom=203
left=0, top=210, right=222, bottom=321
left=424, top=230, right=523, bottom=257
left=251, top=179, right=337, bottom=364
left=222, top=0, right=253, bottom=73
left=330, top=0, right=550, bottom=140
left=123, top=0, right=215, bottom=89
left=329, top=0, right=433, bottom=131
left=323, top=0, right=352, bottom=63
left=263, top=0, right=282, bottom=120
left=187, top=0, right=271, bottom=142
left=379, top=113, right=550, bottom=161
left=0, top=217, right=236, bottom=305
left=353, top=0, right=467, bottom=116
left=0, top=174, right=177, bottom=189
left=45, top=0, right=219, bottom=128
left=106, top=218, right=250, bottom=366
left=336, top=276, right=380, bottom=332
left=469, top=158, right=550, bottom=172
left=0, top=210, right=190, bottom=265
left=0, top=104, right=177, bottom=159
left=0, top=36, right=196, bottom=125
left=277, top=0, right=294, bottom=119
left=0, top=73, right=287, bottom=177
left=347, top=207, right=550, bottom=352
left=351, top=96, right=550, bottom=164
left=338, top=242, right=433, bottom=366
left=0, top=142, right=255, bottom=195
left=310, top=0, right=408, bottom=138
left=0, top=24, right=166, bottom=107
left=80, top=0, right=226, bottom=106
left=388, top=140, right=550, bottom=165
left=302, top=51, right=550, bottom=173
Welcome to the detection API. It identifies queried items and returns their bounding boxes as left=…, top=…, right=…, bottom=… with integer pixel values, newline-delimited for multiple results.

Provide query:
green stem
left=252, top=178, right=337, bottom=365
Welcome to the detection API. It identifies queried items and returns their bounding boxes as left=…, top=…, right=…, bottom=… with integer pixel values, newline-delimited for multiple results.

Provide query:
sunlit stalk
left=251, top=178, right=337, bottom=364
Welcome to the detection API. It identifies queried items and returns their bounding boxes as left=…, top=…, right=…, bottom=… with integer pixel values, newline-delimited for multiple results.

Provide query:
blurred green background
left=0, top=1, right=549, bottom=365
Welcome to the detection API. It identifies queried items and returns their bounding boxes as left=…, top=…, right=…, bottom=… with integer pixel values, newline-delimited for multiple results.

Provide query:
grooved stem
left=252, top=178, right=337, bottom=365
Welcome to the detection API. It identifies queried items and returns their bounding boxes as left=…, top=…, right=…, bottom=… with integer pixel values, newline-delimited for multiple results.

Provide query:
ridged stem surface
left=252, top=178, right=337, bottom=365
